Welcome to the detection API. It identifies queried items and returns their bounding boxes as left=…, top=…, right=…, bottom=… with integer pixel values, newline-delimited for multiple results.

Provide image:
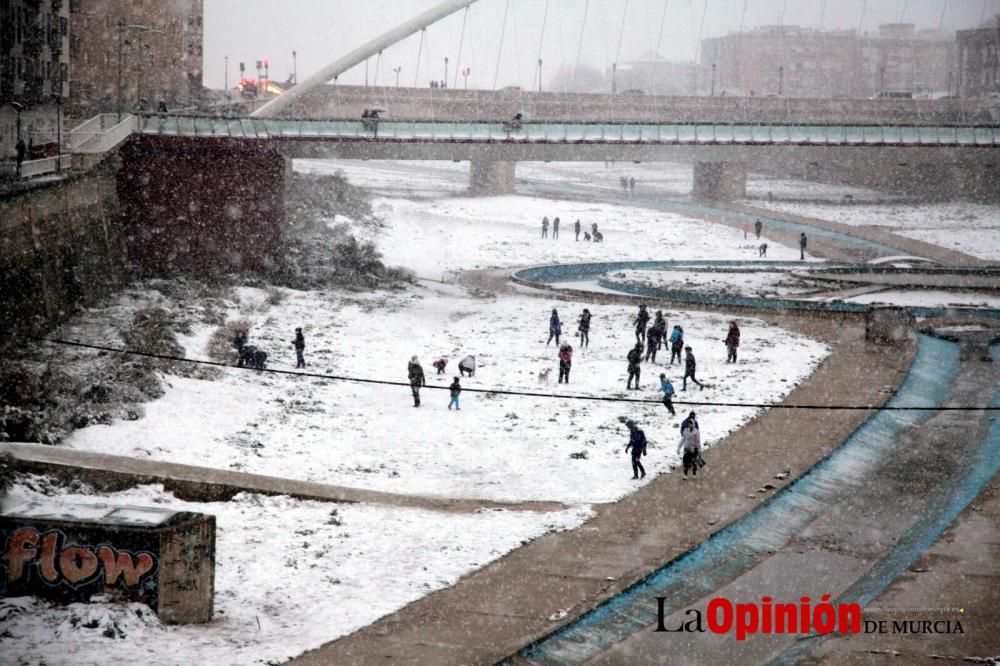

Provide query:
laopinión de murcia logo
left=655, top=596, right=966, bottom=640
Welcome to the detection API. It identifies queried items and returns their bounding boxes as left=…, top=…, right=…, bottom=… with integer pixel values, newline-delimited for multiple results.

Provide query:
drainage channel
left=511, top=335, right=962, bottom=665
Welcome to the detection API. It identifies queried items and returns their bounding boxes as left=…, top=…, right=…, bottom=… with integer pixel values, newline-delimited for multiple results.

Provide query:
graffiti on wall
left=1, top=526, right=158, bottom=594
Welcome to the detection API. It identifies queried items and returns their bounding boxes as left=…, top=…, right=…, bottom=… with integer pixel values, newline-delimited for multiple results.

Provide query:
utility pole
left=224, top=55, right=229, bottom=95
left=292, top=50, right=297, bottom=84
left=393, top=65, right=401, bottom=87
left=444, top=56, right=449, bottom=87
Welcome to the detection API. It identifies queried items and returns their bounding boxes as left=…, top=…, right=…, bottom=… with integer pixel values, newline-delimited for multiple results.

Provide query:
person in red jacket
left=558, top=342, right=573, bottom=384
left=724, top=320, right=741, bottom=363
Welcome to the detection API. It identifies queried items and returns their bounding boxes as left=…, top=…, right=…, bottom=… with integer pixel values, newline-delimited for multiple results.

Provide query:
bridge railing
left=68, top=114, right=137, bottom=153
left=132, top=115, right=1000, bottom=146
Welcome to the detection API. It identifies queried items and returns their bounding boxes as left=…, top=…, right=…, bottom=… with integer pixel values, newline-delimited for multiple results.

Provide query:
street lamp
left=612, top=62, right=617, bottom=94
left=444, top=57, right=449, bottom=88
left=52, top=94, right=62, bottom=173
left=393, top=66, right=402, bottom=87
left=538, top=58, right=542, bottom=92
left=224, top=55, right=229, bottom=96
left=11, top=101, right=24, bottom=142
left=292, top=50, right=297, bottom=85
left=711, top=63, right=716, bottom=97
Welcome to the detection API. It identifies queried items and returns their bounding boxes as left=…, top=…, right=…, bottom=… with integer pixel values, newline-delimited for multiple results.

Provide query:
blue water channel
left=517, top=335, right=960, bottom=665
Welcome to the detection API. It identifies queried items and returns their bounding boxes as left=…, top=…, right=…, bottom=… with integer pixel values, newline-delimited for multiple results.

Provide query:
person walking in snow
left=626, top=341, right=643, bottom=390
left=541, top=216, right=549, bottom=239
left=448, top=376, right=462, bottom=410
left=458, top=355, right=476, bottom=377
left=659, top=373, right=676, bottom=416
left=669, top=325, right=684, bottom=365
left=552, top=217, right=560, bottom=239
left=629, top=176, right=635, bottom=194
left=620, top=175, right=628, bottom=192
left=634, top=304, right=650, bottom=344
left=652, top=310, right=667, bottom=350
left=558, top=342, right=573, bottom=383
left=624, top=420, right=647, bottom=479
left=754, top=218, right=763, bottom=239
left=724, top=320, right=740, bottom=364
left=799, top=232, right=807, bottom=261
left=408, top=356, right=426, bottom=407
left=578, top=308, right=592, bottom=347
left=645, top=323, right=661, bottom=363
left=233, top=328, right=248, bottom=355
left=292, top=327, right=306, bottom=368
left=682, top=346, right=704, bottom=391
left=548, top=308, right=562, bottom=345
left=574, top=219, right=581, bottom=241
left=15, top=138, right=27, bottom=177
left=677, top=417, right=702, bottom=479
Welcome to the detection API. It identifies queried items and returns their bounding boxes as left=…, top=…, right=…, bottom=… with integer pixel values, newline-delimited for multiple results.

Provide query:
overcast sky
left=204, top=0, right=998, bottom=91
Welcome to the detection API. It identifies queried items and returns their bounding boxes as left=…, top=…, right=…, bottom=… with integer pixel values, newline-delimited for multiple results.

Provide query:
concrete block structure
left=0, top=500, right=215, bottom=624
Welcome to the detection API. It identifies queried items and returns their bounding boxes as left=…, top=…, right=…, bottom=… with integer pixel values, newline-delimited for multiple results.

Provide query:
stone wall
left=0, top=165, right=127, bottom=348
left=117, top=136, right=287, bottom=275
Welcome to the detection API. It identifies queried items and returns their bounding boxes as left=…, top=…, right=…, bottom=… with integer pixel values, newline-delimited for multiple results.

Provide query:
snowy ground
left=844, top=289, right=1000, bottom=309
left=4, top=159, right=842, bottom=664
left=609, top=269, right=822, bottom=298
left=0, top=479, right=589, bottom=666
left=752, top=200, right=1000, bottom=261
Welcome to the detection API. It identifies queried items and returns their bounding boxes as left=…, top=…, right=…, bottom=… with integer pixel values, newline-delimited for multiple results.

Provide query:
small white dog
left=538, top=368, right=552, bottom=384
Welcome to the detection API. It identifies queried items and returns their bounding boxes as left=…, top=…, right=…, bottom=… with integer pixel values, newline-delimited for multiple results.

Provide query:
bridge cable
left=650, top=0, right=670, bottom=119
left=414, top=28, right=425, bottom=87
left=373, top=50, right=382, bottom=87
left=424, top=24, right=436, bottom=118
left=32, top=337, right=1000, bottom=412
left=466, top=2, right=477, bottom=89
left=694, top=0, right=708, bottom=93
left=493, top=0, right=511, bottom=89
left=510, top=0, right=524, bottom=102
left=736, top=0, right=748, bottom=117
left=452, top=6, right=469, bottom=89
left=572, top=0, right=589, bottom=90
left=608, top=0, right=629, bottom=120
left=533, top=0, right=550, bottom=92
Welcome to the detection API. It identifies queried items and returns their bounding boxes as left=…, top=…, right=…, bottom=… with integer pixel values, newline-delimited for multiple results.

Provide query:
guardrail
left=133, top=114, right=1000, bottom=146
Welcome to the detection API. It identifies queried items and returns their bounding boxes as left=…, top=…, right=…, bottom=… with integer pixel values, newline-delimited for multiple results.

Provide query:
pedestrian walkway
left=289, top=315, right=914, bottom=665
left=0, top=442, right=566, bottom=514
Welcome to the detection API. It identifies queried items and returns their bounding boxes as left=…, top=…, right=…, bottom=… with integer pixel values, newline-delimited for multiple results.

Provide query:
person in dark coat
left=626, top=341, right=643, bottom=390
left=547, top=308, right=562, bottom=345
left=629, top=176, right=635, bottom=194
left=541, top=216, right=549, bottom=239
left=432, top=358, right=448, bottom=374
left=634, top=304, right=650, bottom=344
left=558, top=342, right=573, bottom=383
left=15, top=138, right=26, bottom=177
left=659, top=374, right=676, bottom=416
left=624, top=420, right=647, bottom=479
left=754, top=218, right=763, bottom=239
left=574, top=219, right=581, bottom=241
left=645, top=323, right=661, bottom=363
left=577, top=308, right=592, bottom=347
left=408, top=356, right=426, bottom=407
left=682, top=346, right=704, bottom=391
left=799, top=232, right=807, bottom=260
left=292, top=327, right=306, bottom=368
left=669, top=325, right=684, bottom=365
left=724, top=320, right=740, bottom=364
left=652, top=311, right=667, bottom=349
left=552, top=216, right=560, bottom=239
left=448, top=376, right=462, bottom=410
left=233, top=328, right=248, bottom=354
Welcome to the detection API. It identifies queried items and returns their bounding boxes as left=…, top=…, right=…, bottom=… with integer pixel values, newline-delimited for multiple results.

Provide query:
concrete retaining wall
left=0, top=165, right=128, bottom=348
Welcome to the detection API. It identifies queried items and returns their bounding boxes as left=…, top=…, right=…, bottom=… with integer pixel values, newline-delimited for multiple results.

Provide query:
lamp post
left=778, top=65, right=784, bottom=96
left=224, top=55, right=229, bottom=96
left=52, top=94, right=62, bottom=173
left=538, top=58, right=542, bottom=92
left=292, top=50, right=297, bottom=84
left=444, top=57, right=449, bottom=88
left=711, top=63, right=716, bottom=97
left=612, top=62, right=617, bottom=94
left=12, top=101, right=23, bottom=142
left=393, top=66, right=402, bottom=87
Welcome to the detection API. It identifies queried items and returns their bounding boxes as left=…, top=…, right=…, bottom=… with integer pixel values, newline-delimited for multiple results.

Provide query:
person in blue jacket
left=659, top=373, right=676, bottom=416
left=669, top=325, right=684, bottom=365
